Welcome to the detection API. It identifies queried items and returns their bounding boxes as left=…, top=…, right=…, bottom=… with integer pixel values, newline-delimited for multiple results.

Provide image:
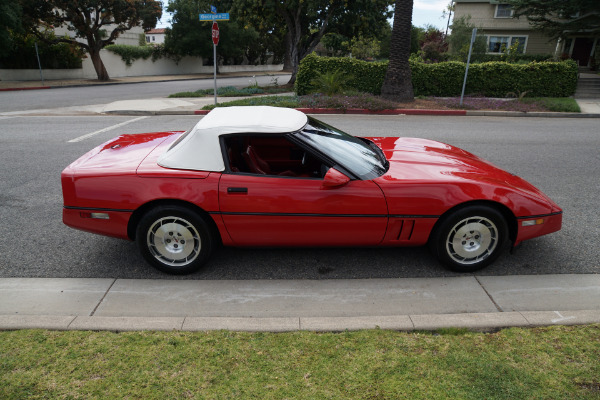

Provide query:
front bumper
left=514, top=212, right=562, bottom=246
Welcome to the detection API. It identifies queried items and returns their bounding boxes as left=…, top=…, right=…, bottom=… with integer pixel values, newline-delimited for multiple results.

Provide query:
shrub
left=296, top=53, right=387, bottom=95
left=105, top=44, right=154, bottom=66
left=0, top=32, right=83, bottom=69
left=295, top=53, right=578, bottom=97
left=105, top=43, right=179, bottom=66
left=460, top=52, right=555, bottom=64
left=464, top=60, right=578, bottom=97
left=310, top=70, right=354, bottom=95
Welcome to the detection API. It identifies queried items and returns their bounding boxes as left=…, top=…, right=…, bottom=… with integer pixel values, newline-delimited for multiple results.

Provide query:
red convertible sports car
left=62, top=106, right=562, bottom=274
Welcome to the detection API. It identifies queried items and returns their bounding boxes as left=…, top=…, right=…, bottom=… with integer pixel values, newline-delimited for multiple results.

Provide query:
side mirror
left=322, top=168, right=350, bottom=188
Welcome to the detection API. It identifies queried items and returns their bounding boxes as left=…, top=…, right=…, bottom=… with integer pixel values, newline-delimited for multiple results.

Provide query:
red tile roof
left=145, top=28, right=166, bottom=34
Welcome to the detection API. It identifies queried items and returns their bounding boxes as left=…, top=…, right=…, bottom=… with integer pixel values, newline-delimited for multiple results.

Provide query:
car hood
left=370, top=137, right=560, bottom=216
left=371, top=136, right=514, bottom=181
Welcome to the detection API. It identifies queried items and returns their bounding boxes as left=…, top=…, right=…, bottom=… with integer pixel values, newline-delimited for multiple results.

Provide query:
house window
left=487, top=36, right=527, bottom=53
left=152, top=36, right=155, bottom=42
left=146, top=36, right=150, bottom=43
left=488, top=36, right=509, bottom=52
left=495, top=4, right=514, bottom=18
left=510, top=36, right=527, bottom=52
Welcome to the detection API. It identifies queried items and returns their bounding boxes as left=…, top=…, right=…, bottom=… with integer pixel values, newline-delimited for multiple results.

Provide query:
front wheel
left=430, top=205, right=508, bottom=273
left=136, top=205, right=214, bottom=275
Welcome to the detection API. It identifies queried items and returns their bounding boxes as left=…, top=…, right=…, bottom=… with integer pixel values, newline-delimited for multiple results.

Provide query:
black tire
left=136, top=205, right=214, bottom=275
left=430, top=205, right=508, bottom=273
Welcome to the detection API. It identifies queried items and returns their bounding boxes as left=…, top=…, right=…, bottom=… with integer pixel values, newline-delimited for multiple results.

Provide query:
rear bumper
left=514, top=212, right=562, bottom=246
left=63, top=207, right=132, bottom=240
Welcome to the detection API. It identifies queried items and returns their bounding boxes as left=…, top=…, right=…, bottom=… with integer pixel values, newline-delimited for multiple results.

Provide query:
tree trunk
left=284, top=9, right=302, bottom=85
left=288, top=43, right=299, bottom=84
left=89, top=47, right=110, bottom=81
left=381, top=0, right=414, bottom=102
left=283, top=30, right=293, bottom=71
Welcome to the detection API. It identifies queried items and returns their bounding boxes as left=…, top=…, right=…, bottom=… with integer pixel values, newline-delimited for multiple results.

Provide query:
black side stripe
left=209, top=211, right=440, bottom=218
left=516, top=211, right=562, bottom=220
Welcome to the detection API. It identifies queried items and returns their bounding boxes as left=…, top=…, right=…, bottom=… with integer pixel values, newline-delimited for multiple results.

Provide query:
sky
left=156, top=0, right=452, bottom=31
left=412, top=0, right=452, bottom=30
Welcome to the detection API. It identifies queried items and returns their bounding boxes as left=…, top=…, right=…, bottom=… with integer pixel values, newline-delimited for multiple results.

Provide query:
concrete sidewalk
left=1, top=275, right=599, bottom=332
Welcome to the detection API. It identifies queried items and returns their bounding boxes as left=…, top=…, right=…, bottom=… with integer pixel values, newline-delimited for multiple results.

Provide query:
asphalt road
left=0, top=113, right=598, bottom=279
left=0, top=74, right=286, bottom=112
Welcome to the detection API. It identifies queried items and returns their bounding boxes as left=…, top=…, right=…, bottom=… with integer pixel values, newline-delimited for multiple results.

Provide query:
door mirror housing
left=322, top=168, right=350, bottom=188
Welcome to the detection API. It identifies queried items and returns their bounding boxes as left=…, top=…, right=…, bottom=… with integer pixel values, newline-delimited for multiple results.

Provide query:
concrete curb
left=1, top=311, right=599, bottom=332
left=294, top=108, right=467, bottom=116
left=465, top=110, right=600, bottom=118
left=102, top=108, right=599, bottom=118
left=0, top=86, right=51, bottom=92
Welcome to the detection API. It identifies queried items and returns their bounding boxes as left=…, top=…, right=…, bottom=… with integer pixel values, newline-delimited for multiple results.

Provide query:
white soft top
left=157, top=106, right=308, bottom=172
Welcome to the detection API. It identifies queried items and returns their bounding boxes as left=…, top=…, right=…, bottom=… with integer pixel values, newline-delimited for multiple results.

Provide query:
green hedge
left=296, top=53, right=388, bottom=95
left=295, top=53, right=578, bottom=97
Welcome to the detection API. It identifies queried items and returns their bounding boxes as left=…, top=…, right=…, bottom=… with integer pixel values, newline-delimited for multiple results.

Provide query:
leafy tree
left=378, top=21, right=393, bottom=59
left=381, top=0, right=414, bottom=102
left=507, top=0, right=600, bottom=38
left=165, top=0, right=274, bottom=67
left=322, top=21, right=392, bottom=59
left=349, top=36, right=381, bottom=60
left=20, top=0, right=162, bottom=80
left=321, top=33, right=351, bottom=56
left=233, top=0, right=393, bottom=83
left=0, top=31, right=84, bottom=68
left=418, top=26, right=448, bottom=62
left=447, top=15, right=487, bottom=61
left=410, top=25, right=425, bottom=54
left=0, top=0, right=22, bottom=57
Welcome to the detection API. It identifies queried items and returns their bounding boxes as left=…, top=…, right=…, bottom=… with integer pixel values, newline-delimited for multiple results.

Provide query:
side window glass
left=223, top=135, right=328, bottom=178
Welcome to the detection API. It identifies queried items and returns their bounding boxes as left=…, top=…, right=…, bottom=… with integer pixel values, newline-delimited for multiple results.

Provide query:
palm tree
left=381, top=0, right=414, bottom=102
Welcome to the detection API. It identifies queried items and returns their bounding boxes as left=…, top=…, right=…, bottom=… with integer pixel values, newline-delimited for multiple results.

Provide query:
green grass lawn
left=169, top=85, right=291, bottom=98
left=521, top=97, right=582, bottom=112
left=1, top=325, right=599, bottom=399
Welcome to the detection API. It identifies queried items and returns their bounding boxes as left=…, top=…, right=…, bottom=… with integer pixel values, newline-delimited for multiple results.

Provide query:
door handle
left=227, top=187, right=248, bottom=194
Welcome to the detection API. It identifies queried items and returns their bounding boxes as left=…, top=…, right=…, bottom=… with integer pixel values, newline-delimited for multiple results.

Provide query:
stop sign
left=212, top=21, right=219, bottom=45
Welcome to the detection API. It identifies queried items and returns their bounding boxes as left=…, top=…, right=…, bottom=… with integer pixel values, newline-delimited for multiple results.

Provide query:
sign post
left=199, top=7, right=230, bottom=106
left=212, top=21, right=219, bottom=105
left=460, top=28, right=477, bottom=106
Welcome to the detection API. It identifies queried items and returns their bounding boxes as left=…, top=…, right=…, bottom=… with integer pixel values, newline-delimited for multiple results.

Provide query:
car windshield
left=295, top=117, right=388, bottom=180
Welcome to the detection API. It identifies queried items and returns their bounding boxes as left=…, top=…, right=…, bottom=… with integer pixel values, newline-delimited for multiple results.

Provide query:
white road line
left=68, top=116, right=148, bottom=143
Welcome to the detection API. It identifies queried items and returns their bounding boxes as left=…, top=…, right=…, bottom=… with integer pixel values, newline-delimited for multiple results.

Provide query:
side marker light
left=522, top=218, right=544, bottom=226
left=80, top=212, right=110, bottom=220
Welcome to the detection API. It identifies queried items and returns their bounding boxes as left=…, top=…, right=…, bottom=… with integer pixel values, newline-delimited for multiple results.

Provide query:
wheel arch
left=431, top=200, right=518, bottom=244
left=127, top=199, right=222, bottom=244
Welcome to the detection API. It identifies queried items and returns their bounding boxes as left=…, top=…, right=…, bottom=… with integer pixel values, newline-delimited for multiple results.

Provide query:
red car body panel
left=218, top=174, right=388, bottom=246
left=62, top=131, right=562, bottom=249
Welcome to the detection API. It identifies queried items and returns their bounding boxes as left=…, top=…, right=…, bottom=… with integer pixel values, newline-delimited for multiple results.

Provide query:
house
left=145, top=28, right=166, bottom=44
left=453, top=0, right=598, bottom=68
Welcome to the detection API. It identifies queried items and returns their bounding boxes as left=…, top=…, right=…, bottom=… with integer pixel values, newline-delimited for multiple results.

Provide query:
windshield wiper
left=363, top=138, right=389, bottom=171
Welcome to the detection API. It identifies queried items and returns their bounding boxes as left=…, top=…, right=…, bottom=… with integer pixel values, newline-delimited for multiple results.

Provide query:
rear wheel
left=430, top=205, right=508, bottom=273
left=136, top=205, right=214, bottom=275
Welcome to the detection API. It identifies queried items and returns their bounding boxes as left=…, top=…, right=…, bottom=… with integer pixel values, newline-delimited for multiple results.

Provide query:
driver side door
left=217, top=134, right=388, bottom=246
